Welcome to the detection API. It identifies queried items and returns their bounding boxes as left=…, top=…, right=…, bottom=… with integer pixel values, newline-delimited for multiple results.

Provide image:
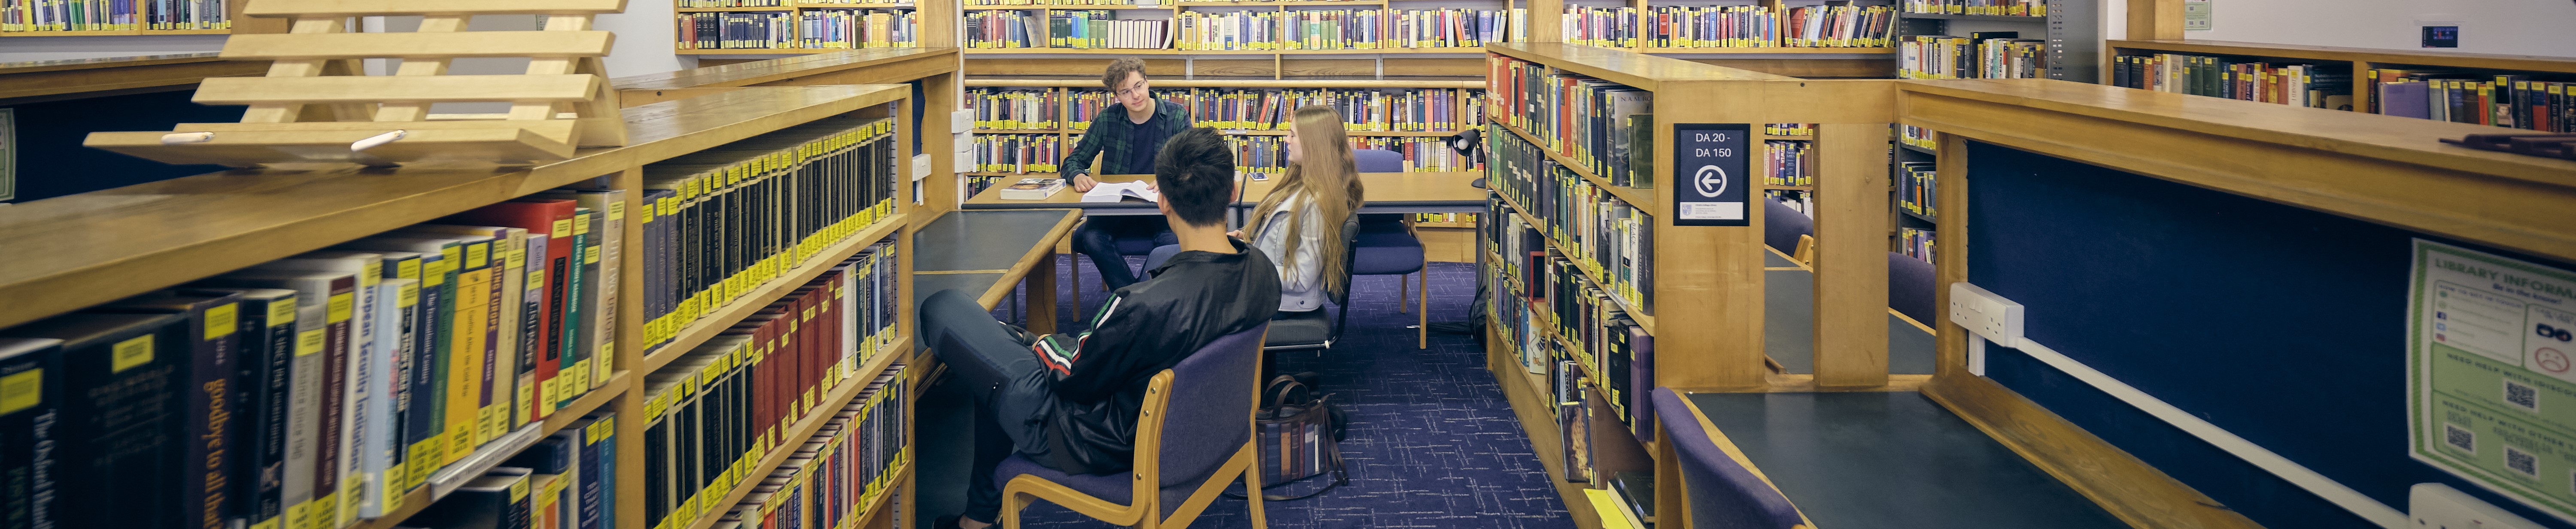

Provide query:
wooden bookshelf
left=2104, top=39, right=2576, bottom=122
left=672, top=0, right=954, bottom=55
left=640, top=212, right=910, bottom=372
left=960, top=76, right=1486, bottom=180
left=0, top=52, right=265, bottom=105
left=346, top=371, right=635, bottom=529
left=0, top=27, right=229, bottom=36
left=668, top=336, right=914, bottom=529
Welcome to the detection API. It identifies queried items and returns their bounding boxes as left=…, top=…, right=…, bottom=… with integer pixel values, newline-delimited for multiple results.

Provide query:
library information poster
left=2411, top=239, right=2576, bottom=520
left=1671, top=123, right=1749, bottom=227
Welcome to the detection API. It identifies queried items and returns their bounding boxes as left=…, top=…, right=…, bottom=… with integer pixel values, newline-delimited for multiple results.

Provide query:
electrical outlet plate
left=2412, top=483, right=2543, bottom=529
left=951, top=109, right=974, bottom=132
left=1947, top=282, right=2024, bottom=348
left=912, top=153, right=932, bottom=181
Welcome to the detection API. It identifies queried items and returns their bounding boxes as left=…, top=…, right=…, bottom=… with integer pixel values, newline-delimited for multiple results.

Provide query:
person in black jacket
left=922, top=128, right=1282, bottom=529
left=1062, top=57, right=1197, bottom=292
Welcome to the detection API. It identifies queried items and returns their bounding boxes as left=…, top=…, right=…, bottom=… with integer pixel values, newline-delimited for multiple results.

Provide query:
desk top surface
left=962, top=171, right=1484, bottom=209
left=611, top=47, right=957, bottom=91
left=1684, top=391, right=2126, bottom=529
left=1762, top=268, right=1938, bottom=375
left=910, top=209, right=1081, bottom=272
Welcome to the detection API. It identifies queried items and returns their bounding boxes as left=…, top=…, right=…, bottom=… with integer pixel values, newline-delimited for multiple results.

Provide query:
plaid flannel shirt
left=1059, top=99, right=1194, bottom=177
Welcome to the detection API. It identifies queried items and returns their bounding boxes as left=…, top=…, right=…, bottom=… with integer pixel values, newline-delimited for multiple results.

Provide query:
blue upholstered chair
left=1651, top=388, right=1805, bottom=529
left=1348, top=148, right=1430, bottom=348
left=1887, top=251, right=1936, bottom=325
left=1262, top=216, right=1361, bottom=352
left=1763, top=198, right=1816, bottom=266
left=996, top=324, right=1272, bottom=529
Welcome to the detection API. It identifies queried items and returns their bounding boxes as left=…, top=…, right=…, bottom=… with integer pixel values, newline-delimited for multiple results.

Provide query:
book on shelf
left=1762, top=140, right=1812, bottom=187
left=530, top=189, right=629, bottom=399
left=1899, top=227, right=1934, bottom=264
left=799, top=9, right=920, bottom=49
left=1897, top=161, right=1935, bottom=220
left=2364, top=71, right=2573, bottom=132
left=712, top=364, right=910, bottom=529
left=1229, top=135, right=1286, bottom=179
left=0, top=311, right=197, bottom=529
left=638, top=261, right=905, bottom=529
left=965, top=10, right=1042, bottom=48
left=1763, top=123, right=1814, bottom=136
left=2110, top=54, right=2352, bottom=110
left=639, top=116, right=901, bottom=354
left=1412, top=212, right=1479, bottom=224
left=971, top=134, right=1063, bottom=173
left=1899, top=32, right=2046, bottom=79
left=968, top=88, right=1063, bottom=131
left=1560, top=6, right=1636, bottom=49
left=1901, top=0, right=2044, bottom=16
left=677, top=0, right=785, bottom=7
left=1048, top=10, right=1169, bottom=49
left=1554, top=362, right=1592, bottom=484
left=1645, top=6, right=1775, bottom=48
left=1174, top=9, right=1382, bottom=51
left=1783, top=3, right=1892, bottom=48
left=1486, top=123, right=1653, bottom=314
left=1353, top=136, right=1478, bottom=172
left=0, top=0, right=231, bottom=31
left=1488, top=55, right=1653, bottom=187
left=1390, top=8, right=1518, bottom=48
left=677, top=11, right=797, bottom=50
left=998, top=178, right=1068, bottom=200
left=1606, top=471, right=1656, bottom=528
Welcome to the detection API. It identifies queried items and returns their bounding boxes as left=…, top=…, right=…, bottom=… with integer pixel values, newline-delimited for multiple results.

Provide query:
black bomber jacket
left=1029, top=237, right=1281, bottom=474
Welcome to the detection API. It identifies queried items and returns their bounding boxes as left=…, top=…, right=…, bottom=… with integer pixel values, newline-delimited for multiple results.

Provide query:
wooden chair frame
left=998, top=361, right=1270, bottom=529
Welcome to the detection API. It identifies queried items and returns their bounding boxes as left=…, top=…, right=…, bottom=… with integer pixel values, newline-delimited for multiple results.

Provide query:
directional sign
left=1672, top=123, right=1750, bottom=226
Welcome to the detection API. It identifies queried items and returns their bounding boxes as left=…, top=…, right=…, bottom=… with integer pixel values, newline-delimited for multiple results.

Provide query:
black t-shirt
left=1124, top=106, right=1176, bottom=173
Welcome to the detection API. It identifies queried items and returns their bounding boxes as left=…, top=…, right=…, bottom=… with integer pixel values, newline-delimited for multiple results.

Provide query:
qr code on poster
left=2509, top=446, right=2540, bottom=477
left=2446, top=423, right=2477, bottom=453
left=2507, top=380, right=2540, bottom=411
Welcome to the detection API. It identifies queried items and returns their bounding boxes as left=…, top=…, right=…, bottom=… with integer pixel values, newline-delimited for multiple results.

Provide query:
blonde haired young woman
left=1242, top=105, right=1366, bottom=312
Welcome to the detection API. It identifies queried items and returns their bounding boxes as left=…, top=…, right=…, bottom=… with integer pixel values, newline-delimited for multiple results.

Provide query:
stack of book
left=714, top=364, right=911, bottom=529
left=1486, top=126, right=1653, bottom=316
left=799, top=9, right=919, bottom=49
left=1897, top=161, right=1936, bottom=220
left=0, top=185, right=626, bottom=529
left=408, top=414, right=619, bottom=529
left=1900, top=0, right=2044, bottom=16
left=2366, top=71, right=2572, bottom=131
left=1643, top=6, right=1775, bottom=48
left=965, top=10, right=1042, bottom=48
left=641, top=259, right=903, bottom=529
left=1389, top=8, right=1520, bottom=48
left=972, top=134, right=1063, bottom=173
left=677, top=12, right=797, bottom=49
left=639, top=116, right=903, bottom=354
left=1048, top=10, right=1170, bottom=49
left=969, top=88, right=1064, bottom=131
left=1762, top=140, right=1812, bottom=187
left=1782, top=4, right=1892, bottom=48
left=1352, top=136, right=1474, bottom=172
left=1487, top=56, right=1654, bottom=187
left=1559, top=6, right=1636, bottom=49
left=2110, top=54, right=2353, bottom=109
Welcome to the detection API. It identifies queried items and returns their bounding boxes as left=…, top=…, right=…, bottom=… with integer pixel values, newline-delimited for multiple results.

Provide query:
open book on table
left=1081, top=181, right=1159, bottom=203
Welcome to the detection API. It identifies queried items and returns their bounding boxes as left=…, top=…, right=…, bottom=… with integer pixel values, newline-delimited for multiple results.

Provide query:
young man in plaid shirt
left=1061, top=56, right=1198, bottom=291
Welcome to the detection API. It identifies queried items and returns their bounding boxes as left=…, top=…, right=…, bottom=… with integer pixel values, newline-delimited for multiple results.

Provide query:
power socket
left=2413, top=483, right=2542, bottom=529
left=951, top=109, right=974, bottom=132
left=1947, top=283, right=2024, bottom=348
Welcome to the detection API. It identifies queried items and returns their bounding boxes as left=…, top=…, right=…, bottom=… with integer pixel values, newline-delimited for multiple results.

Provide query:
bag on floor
left=1228, top=374, right=1350, bottom=501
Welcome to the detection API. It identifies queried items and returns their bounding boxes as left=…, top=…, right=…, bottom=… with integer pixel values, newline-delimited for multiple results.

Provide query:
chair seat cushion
left=1352, top=243, right=1424, bottom=275
left=1264, top=308, right=1333, bottom=347
left=999, top=453, right=1132, bottom=502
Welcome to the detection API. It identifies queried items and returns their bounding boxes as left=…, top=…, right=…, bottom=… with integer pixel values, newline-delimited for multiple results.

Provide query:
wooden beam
left=197, top=74, right=603, bottom=104
left=1931, top=131, right=1969, bottom=379
left=1810, top=122, right=1890, bottom=387
left=222, top=30, right=616, bottom=59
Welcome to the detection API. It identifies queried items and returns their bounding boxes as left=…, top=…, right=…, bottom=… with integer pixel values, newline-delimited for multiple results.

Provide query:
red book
left=443, top=199, right=577, bottom=422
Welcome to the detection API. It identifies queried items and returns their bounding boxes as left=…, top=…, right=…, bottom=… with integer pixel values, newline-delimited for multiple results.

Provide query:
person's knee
left=1070, top=224, right=1114, bottom=252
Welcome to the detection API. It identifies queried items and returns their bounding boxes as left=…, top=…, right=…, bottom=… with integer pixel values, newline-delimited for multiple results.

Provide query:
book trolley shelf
left=0, top=74, right=925, bottom=529
left=1476, top=42, right=1894, bottom=529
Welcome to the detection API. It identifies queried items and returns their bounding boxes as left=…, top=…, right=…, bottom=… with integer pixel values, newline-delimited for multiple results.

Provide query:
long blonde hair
left=1247, top=106, right=1365, bottom=298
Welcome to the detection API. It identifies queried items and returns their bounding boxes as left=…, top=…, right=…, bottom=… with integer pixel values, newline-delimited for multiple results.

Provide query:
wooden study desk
left=909, top=209, right=1083, bottom=334
left=1677, top=391, right=2129, bottom=528
left=960, top=171, right=1488, bottom=215
left=1761, top=268, right=1939, bottom=376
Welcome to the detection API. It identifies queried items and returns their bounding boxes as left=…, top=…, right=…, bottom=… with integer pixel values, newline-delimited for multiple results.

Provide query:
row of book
left=971, top=87, right=1485, bottom=134
left=676, top=0, right=784, bottom=6
left=0, top=0, right=227, bottom=31
left=407, top=415, right=618, bottom=529
left=638, top=116, right=904, bottom=354
left=1544, top=263, right=1652, bottom=442
left=966, top=175, right=1013, bottom=199
left=1480, top=196, right=1655, bottom=450
left=1764, top=123, right=1813, bottom=136
left=968, top=88, right=1067, bottom=130
left=1899, top=33, right=2047, bottom=79
left=1413, top=212, right=1479, bottom=224
left=964, top=10, right=1042, bottom=47
left=0, top=185, right=625, bottom=529
left=1764, top=190, right=1812, bottom=216
left=2370, top=73, right=2576, bottom=132
left=641, top=267, right=905, bottom=529
left=1762, top=140, right=1812, bottom=187
left=678, top=11, right=796, bottom=49
left=2110, top=54, right=2352, bottom=109
left=1487, top=125, right=1655, bottom=315
left=1899, top=124, right=1934, bottom=150
left=1896, top=161, right=1936, bottom=220
left=971, top=134, right=1064, bottom=173
left=1353, top=136, right=1477, bottom=172
left=1230, top=135, right=1289, bottom=179
left=797, top=9, right=918, bottom=49
left=1562, top=4, right=1892, bottom=49
left=711, top=364, right=911, bottom=529
left=1898, top=227, right=1934, bottom=264
left=1488, top=56, right=1656, bottom=188
left=1173, top=9, right=1382, bottom=51
left=1899, top=0, right=2044, bottom=16
left=1388, top=7, right=1520, bottom=48
left=1047, top=10, right=1169, bottom=49
left=1483, top=196, right=1543, bottom=375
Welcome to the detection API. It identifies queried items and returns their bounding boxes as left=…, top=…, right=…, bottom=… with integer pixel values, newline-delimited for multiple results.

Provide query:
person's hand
left=1070, top=173, right=1099, bottom=192
left=1226, top=230, right=1243, bottom=239
left=1143, top=179, right=1157, bottom=191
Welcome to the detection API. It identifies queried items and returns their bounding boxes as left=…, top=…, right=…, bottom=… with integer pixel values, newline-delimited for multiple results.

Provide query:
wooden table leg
left=1027, top=251, right=1059, bottom=334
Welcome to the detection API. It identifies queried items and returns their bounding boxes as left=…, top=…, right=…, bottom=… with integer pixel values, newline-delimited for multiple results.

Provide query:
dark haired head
left=1153, top=128, right=1234, bottom=228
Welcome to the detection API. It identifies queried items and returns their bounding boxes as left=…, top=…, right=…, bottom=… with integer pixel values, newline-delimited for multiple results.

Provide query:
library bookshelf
left=0, top=81, right=919, bottom=529
left=672, top=0, right=956, bottom=55
left=1477, top=42, right=1894, bottom=529
left=2104, top=39, right=2576, bottom=119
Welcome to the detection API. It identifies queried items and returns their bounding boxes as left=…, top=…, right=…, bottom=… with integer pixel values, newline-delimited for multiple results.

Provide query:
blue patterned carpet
left=914, top=256, right=1575, bottom=529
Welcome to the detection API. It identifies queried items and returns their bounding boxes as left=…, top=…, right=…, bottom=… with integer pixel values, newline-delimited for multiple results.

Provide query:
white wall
left=2104, top=0, right=2576, bottom=57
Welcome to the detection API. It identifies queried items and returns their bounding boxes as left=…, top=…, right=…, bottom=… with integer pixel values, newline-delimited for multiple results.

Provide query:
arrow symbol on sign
left=1694, top=165, right=1728, bottom=198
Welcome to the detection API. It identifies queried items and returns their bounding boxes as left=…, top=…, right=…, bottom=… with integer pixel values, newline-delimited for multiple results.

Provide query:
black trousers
left=917, top=289, right=1077, bottom=523
left=1070, top=216, right=1177, bottom=291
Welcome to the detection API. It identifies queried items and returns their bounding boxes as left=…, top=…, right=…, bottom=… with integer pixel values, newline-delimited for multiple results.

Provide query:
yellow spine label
left=359, top=261, right=382, bottom=287
left=270, top=299, right=297, bottom=325
left=608, top=201, right=626, bottom=221
left=509, top=477, right=529, bottom=502
left=205, top=303, right=239, bottom=340
left=507, top=248, right=527, bottom=273
left=553, top=219, right=575, bottom=238
left=0, top=368, right=41, bottom=414
left=467, top=242, right=490, bottom=269
left=284, top=502, right=308, bottom=529
left=297, top=329, right=324, bottom=357
left=574, top=213, right=592, bottom=235
left=111, top=335, right=153, bottom=373
left=398, top=259, right=421, bottom=281
left=586, top=245, right=601, bottom=265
